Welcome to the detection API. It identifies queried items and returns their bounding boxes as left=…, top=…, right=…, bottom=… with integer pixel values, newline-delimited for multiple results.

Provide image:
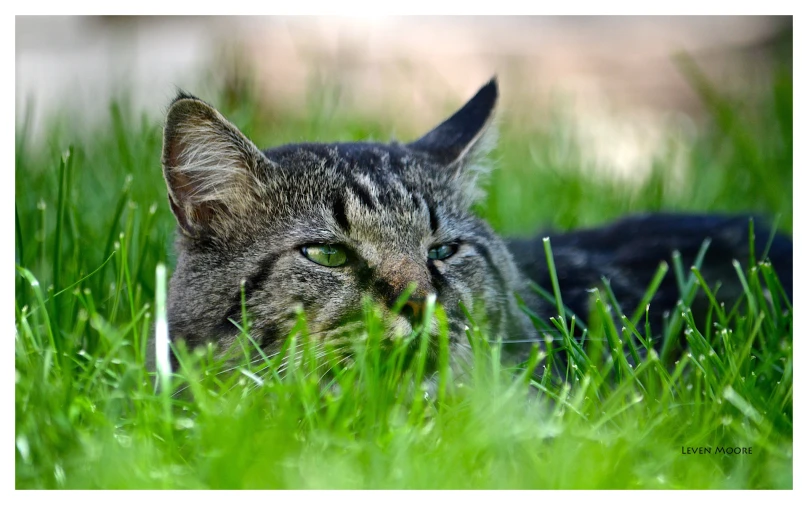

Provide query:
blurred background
left=16, top=16, right=791, bottom=174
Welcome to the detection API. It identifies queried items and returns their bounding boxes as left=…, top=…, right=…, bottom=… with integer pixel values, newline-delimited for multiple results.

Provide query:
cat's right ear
left=408, top=78, right=498, bottom=166
left=162, top=93, right=269, bottom=239
left=407, top=79, right=499, bottom=205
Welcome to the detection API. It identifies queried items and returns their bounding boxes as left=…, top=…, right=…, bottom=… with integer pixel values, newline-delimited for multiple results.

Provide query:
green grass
left=15, top=53, right=792, bottom=489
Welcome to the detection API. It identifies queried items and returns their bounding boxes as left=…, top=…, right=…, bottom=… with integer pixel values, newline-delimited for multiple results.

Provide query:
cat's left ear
left=161, top=93, right=271, bottom=239
left=408, top=78, right=498, bottom=199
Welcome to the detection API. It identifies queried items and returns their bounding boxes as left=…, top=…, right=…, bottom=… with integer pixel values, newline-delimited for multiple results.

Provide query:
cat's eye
left=302, top=244, right=348, bottom=267
left=428, top=243, right=458, bottom=261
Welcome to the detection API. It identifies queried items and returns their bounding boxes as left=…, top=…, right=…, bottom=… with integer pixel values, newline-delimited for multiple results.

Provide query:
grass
left=15, top=51, right=792, bottom=489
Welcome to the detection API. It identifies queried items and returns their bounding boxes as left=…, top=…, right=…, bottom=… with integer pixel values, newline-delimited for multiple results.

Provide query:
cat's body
left=160, top=79, right=792, bottom=372
left=509, top=213, right=792, bottom=357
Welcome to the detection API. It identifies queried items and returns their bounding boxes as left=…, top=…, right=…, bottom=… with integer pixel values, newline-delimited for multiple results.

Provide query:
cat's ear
left=162, top=93, right=269, bottom=238
left=408, top=78, right=498, bottom=166
left=408, top=78, right=498, bottom=203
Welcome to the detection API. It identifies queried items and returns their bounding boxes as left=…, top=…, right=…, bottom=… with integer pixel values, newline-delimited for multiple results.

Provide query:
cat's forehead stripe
left=428, top=202, right=440, bottom=233
left=347, top=177, right=377, bottom=211
left=332, top=195, right=351, bottom=233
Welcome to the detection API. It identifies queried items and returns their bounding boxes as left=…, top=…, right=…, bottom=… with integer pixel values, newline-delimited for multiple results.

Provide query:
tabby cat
left=160, top=79, right=792, bottom=371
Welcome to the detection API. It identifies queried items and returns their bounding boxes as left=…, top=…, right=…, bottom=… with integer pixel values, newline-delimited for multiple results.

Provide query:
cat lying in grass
left=160, top=79, right=792, bottom=372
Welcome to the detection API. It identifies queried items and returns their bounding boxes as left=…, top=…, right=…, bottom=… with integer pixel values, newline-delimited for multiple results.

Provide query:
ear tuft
left=456, top=121, right=498, bottom=205
left=162, top=96, right=268, bottom=238
left=171, top=89, right=202, bottom=105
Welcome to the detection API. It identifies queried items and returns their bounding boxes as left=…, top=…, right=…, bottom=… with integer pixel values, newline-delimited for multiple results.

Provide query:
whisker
left=213, top=351, right=283, bottom=376
left=319, top=355, right=353, bottom=384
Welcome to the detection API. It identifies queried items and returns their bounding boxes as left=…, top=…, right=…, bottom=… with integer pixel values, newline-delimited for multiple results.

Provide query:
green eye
left=428, top=243, right=457, bottom=261
left=302, top=244, right=348, bottom=267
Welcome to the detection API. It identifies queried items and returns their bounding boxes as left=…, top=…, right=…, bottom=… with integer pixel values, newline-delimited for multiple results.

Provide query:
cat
left=160, top=78, right=792, bottom=373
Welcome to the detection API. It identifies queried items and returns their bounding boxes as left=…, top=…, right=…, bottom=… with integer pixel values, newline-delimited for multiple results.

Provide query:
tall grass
left=15, top=52, right=792, bottom=489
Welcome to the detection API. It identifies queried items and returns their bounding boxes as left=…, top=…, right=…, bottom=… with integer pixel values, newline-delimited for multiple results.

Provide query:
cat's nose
left=401, top=296, right=426, bottom=324
left=377, top=255, right=435, bottom=321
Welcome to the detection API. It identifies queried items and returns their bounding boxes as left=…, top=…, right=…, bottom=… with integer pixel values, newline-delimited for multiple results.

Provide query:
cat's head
left=162, top=79, right=534, bottom=368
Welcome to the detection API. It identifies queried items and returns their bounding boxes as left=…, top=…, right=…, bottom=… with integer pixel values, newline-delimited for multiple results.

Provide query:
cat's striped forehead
left=265, top=143, right=450, bottom=202
left=259, top=142, right=454, bottom=248
left=264, top=142, right=436, bottom=185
